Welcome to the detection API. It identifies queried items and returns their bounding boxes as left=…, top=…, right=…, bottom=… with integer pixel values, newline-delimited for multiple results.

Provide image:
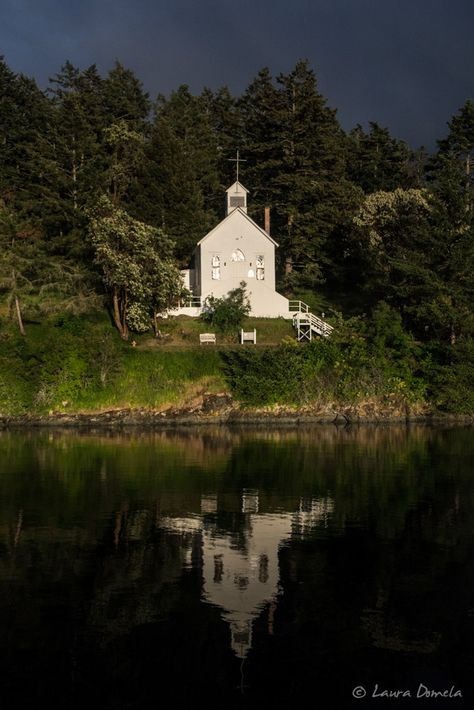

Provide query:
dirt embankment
left=1, top=393, right=472, bottom=428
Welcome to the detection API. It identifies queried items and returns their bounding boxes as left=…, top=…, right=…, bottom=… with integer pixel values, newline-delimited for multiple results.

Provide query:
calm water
left=0, top=426, right=472, bottom=709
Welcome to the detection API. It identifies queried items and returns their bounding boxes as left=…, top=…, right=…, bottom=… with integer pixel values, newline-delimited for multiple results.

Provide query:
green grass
left=140, top=315, right=294, bottom=348
left=0, top=314, right=226, bottom=414
left=89, top=348, right=225, bottom=410
left=2, top=305, right=468, bottom=417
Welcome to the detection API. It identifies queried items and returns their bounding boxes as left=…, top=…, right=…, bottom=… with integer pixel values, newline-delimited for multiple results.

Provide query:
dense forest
left=1, top=56, right=474, bottom=415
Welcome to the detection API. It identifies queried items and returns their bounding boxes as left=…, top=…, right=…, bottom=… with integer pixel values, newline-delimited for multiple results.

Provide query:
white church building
left=168, top=175, right=334, bottom=339
left=171, top=180, right=291, bottom=318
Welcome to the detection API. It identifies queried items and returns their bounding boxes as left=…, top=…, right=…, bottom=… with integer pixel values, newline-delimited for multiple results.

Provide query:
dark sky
left=1, top=0, right=473, bottom=149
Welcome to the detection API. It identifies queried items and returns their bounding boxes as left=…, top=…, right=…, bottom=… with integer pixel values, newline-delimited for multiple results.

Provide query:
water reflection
left=162, top=487, right=334, bottom=658
left=0, top=426, right=472, bottom=708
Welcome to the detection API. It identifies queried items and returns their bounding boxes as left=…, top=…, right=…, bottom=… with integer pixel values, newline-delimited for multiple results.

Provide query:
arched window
left=256, top=254, right=265, bottom=280
left=231, top=249, right=245, bottom=262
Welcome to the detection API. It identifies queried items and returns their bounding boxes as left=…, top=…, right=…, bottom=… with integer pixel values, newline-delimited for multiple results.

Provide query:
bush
left=221, top=345, right=307, bottom=405
left=429, top=339, right=474, bottom=413
left=201, top=282, right=250, bottom=334
left=220, top=310, right=429, bottom=408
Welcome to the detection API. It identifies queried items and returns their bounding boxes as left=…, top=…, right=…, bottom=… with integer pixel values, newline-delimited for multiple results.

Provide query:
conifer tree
left=103, top=62, right=150, bottom=129
left=132, top=118, right=210, bottom=263
left=133, top=86, right=220, bottom=263
left=353, top=188, right=474, bottom=343
left=347, top=122, right=413, bottom=193
left=0, top=58, right=60, bottom=235
left=238, top=68, right=281, bottom=221
left=201, top=85, right=242, bottom=207
left=429, top=99, right=474, bottom=222
left=271, top=61, right=354, bottom=287
left=48, top=62, right=107, bottom=238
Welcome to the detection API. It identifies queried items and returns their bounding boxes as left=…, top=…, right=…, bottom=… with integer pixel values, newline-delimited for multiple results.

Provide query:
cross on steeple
left=228, top=150, right=247, bottom=183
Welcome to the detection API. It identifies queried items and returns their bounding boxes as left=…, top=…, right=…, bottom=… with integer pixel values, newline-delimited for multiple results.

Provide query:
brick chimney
left=264, top=206, right=271, bottom=235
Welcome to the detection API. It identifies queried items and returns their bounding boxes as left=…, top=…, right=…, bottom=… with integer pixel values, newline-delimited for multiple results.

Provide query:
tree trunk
left=112, top=287, right=127, bottom=339
left=14, top=295, right=26, bottom=336
left=72, top=136, right=78, bottom=211
left=11, top=270, right=26, bottom=336
left=122, top=289, right=129, bottom=340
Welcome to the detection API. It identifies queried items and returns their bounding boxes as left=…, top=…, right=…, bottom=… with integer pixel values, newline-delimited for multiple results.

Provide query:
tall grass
left=0, top=315, right=224, bottom=414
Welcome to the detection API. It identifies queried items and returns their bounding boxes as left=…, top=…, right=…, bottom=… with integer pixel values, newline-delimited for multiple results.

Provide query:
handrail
left=293, top=310, right=334, bottom=337
left=288, top=300, right=309, bottom=313
left=181, top=296, right=202, bottom=308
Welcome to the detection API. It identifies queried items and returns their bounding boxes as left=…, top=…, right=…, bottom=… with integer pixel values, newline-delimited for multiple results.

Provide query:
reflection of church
left=162, top=490, right=334, bottom=658
left=203, top=501, right=292, bottom=657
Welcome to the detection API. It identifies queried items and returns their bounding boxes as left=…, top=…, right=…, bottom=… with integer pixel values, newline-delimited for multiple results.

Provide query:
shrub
left=430, top=339, right=474, bottom=413
left=201, top=282, right=250, bottom=334
left=220, top=345, right=306, bottom=405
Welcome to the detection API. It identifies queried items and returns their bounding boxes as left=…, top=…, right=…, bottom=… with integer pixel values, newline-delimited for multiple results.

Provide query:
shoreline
left=1, top=405, right=473, bottom=429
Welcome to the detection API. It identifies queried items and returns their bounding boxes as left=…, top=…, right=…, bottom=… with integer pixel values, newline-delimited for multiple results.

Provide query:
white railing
left=292, top=310, right=334, bottom=338
left=180, top=296, right=202, bottom=308
left=289, top=300, right=309, bottom=313
left=308, top=312, right=334, bottom=337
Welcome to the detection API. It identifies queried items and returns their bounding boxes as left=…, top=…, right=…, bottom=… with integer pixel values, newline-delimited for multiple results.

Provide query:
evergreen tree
left=48, top=62, right=107, bottom=242
left=353, top=188, right=474, bottom=343
left=103, top=61, right=150, bottom=129
left=156, top=86, right=220, bottom=215
left=271, top=61, right=355, bottom=287
left=133, top=86, right=220, bottom=263
left=238, top=68, right=281, bottom=221
left=0, top=198, right=98, bottom=334
left=103, top=120, right=145, bottom=207
left=428, top=99, right=474, bottom=223
left=201, top=85, right=242, bottom=207
left=132, top=117, right=210, bottom=263
left=0, top=58, right=60, bottom=236
left=347, top=122, right=413, bottom=193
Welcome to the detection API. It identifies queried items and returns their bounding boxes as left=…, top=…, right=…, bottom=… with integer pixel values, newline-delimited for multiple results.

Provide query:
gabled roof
left=197, top=207, right=279, bottom=247
left=226, top=181, right=249, bottom=194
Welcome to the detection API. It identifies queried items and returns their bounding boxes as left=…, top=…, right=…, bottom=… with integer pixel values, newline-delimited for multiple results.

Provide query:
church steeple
left=226, top=150, right=248, bottom=215
left=225, top=181, right=249, bottom=215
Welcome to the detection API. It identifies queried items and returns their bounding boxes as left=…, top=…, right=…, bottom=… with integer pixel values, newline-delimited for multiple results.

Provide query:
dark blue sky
left=1, top=0, right=473, bottom=148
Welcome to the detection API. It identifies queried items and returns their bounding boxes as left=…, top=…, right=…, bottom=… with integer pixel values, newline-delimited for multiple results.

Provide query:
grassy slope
left=3, top=310, right=460, bottom=418
left=0, top=314, right=294, bottom=415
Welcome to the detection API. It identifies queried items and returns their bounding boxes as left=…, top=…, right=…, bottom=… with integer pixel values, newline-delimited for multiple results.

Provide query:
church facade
left=169, top=181, right=292, bottom=318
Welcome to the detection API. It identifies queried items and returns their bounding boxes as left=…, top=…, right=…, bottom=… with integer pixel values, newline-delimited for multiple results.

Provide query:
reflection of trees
left=1, top=423, right=472, bottom=547
left=0, top=425, right=472, bottom=705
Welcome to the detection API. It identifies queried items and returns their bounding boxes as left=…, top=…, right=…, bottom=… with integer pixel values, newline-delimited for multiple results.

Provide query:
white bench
left=240, top=328, right=256, bottom=344
left=199, top=333, right=216, bottom=345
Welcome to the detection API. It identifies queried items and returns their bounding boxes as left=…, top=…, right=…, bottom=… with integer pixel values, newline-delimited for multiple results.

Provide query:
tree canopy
left=0, top=53, right=473, bottom=363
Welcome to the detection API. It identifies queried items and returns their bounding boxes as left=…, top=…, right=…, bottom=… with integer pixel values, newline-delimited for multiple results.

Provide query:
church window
left=256, top=254, right=265, bottom=280
left=247, top=269, right=255, bottom=278
left=211, top=255, right=220, bottom=280
left=231, top=249, right=245, bottom=262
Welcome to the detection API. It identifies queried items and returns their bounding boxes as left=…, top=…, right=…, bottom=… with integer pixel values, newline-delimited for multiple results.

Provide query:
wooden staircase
left=289, top=301, right=334, bottom=341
